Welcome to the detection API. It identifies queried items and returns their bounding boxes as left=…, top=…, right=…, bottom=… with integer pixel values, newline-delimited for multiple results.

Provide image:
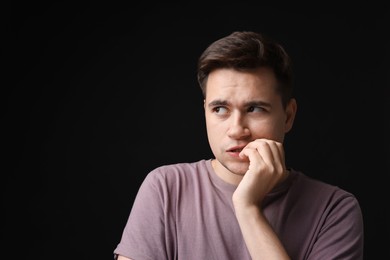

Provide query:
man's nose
left=227, top=114, right=250, bottom=139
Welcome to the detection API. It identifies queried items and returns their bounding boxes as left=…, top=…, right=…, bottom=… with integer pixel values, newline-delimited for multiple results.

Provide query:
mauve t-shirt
left=114, top=159, right=363, bottom=260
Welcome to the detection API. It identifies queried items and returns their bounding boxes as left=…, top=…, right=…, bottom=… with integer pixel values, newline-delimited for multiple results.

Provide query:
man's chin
left=226, top=161, right=249, bottom=176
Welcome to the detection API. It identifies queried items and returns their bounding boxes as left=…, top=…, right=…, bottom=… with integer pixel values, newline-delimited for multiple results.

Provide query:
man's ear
left=284, top=98, right=297, bottom=133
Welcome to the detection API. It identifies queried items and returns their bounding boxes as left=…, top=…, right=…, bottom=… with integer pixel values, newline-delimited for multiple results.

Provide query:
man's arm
left=234, top=139, right=290, bottom=260
left=234, top=205, right=290, bottom=260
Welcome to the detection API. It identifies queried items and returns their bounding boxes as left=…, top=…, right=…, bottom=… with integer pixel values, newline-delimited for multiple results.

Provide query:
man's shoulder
left=291, top=169, right=356, bottom=200
left=145, top=159, right=210, bottom=182
left=154, top=159, right=209, bottom=173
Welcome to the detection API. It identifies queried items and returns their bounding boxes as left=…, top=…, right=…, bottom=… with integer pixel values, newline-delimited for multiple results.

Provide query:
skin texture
left=205, top=67, right=297, bottom=259
left=205, top=67, right=296, bottom=186
left=117, top=67, right=297, bottom=260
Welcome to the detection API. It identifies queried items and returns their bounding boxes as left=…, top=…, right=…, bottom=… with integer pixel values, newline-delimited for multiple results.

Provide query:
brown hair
left=197, top=31, right=293, bottom=108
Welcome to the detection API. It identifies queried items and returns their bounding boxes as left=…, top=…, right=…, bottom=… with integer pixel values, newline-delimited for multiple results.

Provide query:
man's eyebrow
left=208, top=99, right=271, bottom=108
left=208, top=100, right=229, bottom=107
left=245, top=100, right=271, bottom=108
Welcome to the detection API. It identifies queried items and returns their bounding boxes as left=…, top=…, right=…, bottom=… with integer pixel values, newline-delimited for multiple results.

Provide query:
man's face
left=204, top=67, right=296, bottom=179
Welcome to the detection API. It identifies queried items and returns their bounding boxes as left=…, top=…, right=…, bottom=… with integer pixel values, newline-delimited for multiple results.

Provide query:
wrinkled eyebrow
left=208, top=99, right=271, bottom=108
left=208, top=99, right=229, bottom=108
left=245, top=100, right=272, bottom=108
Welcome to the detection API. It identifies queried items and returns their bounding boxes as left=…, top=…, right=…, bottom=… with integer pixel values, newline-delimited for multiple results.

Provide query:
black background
left=4, top=2, right=389, bottom=259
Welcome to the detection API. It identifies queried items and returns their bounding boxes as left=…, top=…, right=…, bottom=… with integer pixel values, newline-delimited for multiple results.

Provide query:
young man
left=114, top=31, right=364, bottom=259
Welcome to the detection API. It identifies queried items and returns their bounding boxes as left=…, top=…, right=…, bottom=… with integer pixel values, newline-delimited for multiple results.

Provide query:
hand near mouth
left=232, top=138, right=290, bottom=259
left=233, top=138, right=287, bottom=209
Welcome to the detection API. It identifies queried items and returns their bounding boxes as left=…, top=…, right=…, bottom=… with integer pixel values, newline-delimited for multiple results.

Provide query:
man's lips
left=226, top=145, right=247, bottom=153
left=226, top=144, right=250, bottom=160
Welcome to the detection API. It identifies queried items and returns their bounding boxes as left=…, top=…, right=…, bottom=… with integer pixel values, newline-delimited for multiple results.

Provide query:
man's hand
left=232, top=139, right=291, bottom=259
left=232, top=138, right=287, bottom=208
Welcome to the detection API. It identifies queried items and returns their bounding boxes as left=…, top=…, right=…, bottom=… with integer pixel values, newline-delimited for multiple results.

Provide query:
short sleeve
left=113, top=170, right=174, bottom=260
left=307, top=193, right=364, bottom=260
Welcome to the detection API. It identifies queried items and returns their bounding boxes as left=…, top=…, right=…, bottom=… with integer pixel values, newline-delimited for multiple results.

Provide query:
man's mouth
left=229, top=148, right=243, bottom=153
left=227, top=145, right=246, bottom=153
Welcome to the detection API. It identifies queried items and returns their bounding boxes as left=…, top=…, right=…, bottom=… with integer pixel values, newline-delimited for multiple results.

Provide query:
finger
left=267, top=141, right=285, bottom=173
left=255, top=141, right=275, bottom=167
left=240, top=139, right=285, bottom=174
left=241, top=139, right=275, bottom=166
left=240, top=146, right=264, bottom=165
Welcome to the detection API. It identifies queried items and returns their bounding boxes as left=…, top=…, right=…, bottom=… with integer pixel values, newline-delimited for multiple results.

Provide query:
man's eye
left=213, top=107, right=228, bottom=114
left=248, top=106, right=265, bottom=112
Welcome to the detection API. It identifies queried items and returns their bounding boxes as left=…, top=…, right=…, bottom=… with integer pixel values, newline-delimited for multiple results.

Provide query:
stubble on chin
left=221, top=160, right=249, bottom=176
